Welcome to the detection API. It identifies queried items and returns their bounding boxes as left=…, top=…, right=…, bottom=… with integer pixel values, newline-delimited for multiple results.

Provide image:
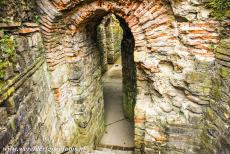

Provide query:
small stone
left=186, top=94, right=209, bottom=105
left=188, top=112, right=203, bottom=124
left=219, top=67, right=229, bottom=79
left=216, top=47, right=230, bottom=56
left=0, top=128, right=11, bottom=148
left=171, top=96, right=183, bottom=108
left=31, top=33, right=40, bottom=46
left=0, top=22, right=21, bottom=28
left=172, top=100, right=182, bottom=108
left=219, top=39, right=230, bottom=49
left=170, top=78, right=187, bottom=90
left=23, top=23, right=39, bottom=27
left=186, top=103, right=203, bottom=114
left=185, top=72, right=208, bottom=84
left=198, top=9, right=210, bottom=19
left=4, top=64, right=15, bottom=80
left=159, top=102, right=172, bottom=113
left=15, top=37, right=28, bottom=52
left=18, top=28, right=40, bottom=34
left=0, top=30, right=4, bottom=38
left=190, top=0, right=201, bottom=5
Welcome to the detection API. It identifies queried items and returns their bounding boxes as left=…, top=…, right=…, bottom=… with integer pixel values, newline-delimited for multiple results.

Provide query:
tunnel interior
left=82, top=10, right=137, bottom=121
left=1, top=1, right=228, bottom=153
left=81, top=11, right=137, bottom=147
left=97, top=13, right=137, bottom=148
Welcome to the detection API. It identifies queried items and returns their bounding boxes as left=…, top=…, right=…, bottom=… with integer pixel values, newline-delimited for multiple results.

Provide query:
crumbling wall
left=120, top=18, right=137, bottom=121
left=0, top=0, right=56, bottom=152
left=168, top=0, right=230, bottom=153
left=200, top=20, right=230, bottom=154
left=0, top=0, right=37, bottom=23
left=46, top=22, right=105, bottom=147
left=0, top=0, right=229, bottom=153
left=37, top=0, right=230, bottom=153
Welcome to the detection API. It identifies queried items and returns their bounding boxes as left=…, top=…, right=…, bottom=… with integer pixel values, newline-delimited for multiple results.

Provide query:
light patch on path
left=100, top=57, right=134, bottom=148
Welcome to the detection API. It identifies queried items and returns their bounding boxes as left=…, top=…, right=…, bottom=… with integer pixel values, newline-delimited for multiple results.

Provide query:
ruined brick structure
left=0, top=0, right=229, bottom=153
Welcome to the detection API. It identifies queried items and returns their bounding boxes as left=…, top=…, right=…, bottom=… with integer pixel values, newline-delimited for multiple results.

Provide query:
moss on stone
left=199, top=127, right=217, bottom=153
left=219, top=66, right=229, bottom=79
left=186, top=72, right=210, bottom=84
left=219, top=39, right=230, bottom=49
left=122, top=90, right=135, bottom=120
left=0, top=30, right=16, bottom=89
left=210, top=78, right=222, bottom=101
left=207, top=0, right=230, bottom=19
left=206, top=107, right=218, bottom=121
left=6, top=87, right=15, bottom=97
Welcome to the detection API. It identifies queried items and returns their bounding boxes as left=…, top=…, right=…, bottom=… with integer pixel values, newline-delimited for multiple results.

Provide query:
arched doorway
left=96, top=13, right=136, bottom=151
left=40, top=7, right=140, bottom=149
left=38, top=0, right=203, bottom=153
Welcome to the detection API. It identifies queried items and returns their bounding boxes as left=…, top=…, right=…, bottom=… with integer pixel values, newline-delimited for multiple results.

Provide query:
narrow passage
left=99, top=57, right=134, bottom=149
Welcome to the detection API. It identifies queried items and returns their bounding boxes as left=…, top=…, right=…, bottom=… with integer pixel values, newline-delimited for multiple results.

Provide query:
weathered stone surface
left=170, top=0, right=211, bottom=21
left=0, top=108, right=8, bottom=125
left=0, top=0, right=229, bottom=153
left=97, top=14, right=123, bottom=65
left=18, top=28, right=40, bottom=34
left=0, top=0, right=37, bottom=23
left=0, top=22, right=21, bottom=28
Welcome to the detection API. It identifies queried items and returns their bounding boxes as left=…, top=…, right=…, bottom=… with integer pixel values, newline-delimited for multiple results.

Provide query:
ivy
left=0, top=30, right=15, bottom=83
left=207, top=0, right=230, bottom=19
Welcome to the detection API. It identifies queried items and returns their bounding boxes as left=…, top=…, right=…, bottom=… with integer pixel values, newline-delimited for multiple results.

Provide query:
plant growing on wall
left=207, top=0, right=230, bottom=19
left=34, top=15, right=40, bottom=24
left=0, top=30, right=15, bottom=87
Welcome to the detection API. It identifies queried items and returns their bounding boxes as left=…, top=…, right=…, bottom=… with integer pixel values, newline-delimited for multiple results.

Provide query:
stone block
left=18, top=28, right=40, bottom=34
left=185, top=72, right=210, bottom=84
left=0, top=108, right=8, bottom=126
left=97, top=13, right=123, bottom=64
left=0, top=128, right=11, bottom=149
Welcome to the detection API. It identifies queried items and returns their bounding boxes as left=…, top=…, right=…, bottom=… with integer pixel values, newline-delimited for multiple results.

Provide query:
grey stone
left=0, top=108, right=8, bottom=125
left=186, top=103, right=203, bottom=114
left=159, top=102, right=173, bottom=113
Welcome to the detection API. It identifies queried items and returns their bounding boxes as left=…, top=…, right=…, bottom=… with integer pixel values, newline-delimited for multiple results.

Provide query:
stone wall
left=0, top=0, right=37, bottom=23
left=120, top=17, right=137, bottom=121
left=50, top=23, right=105, bottom=147
left=35, top=0, right=230, bottom=153
left=0, top=0, right=229, bottom=153
left=0, top=12, right=57, bottom=154
left=0, top=1, right=58, bottom=152
left=98, top=14, right=123, bottom=64
left=97, top=13, right=123, bottom=74
left=200, top=20, right=230, bottom=154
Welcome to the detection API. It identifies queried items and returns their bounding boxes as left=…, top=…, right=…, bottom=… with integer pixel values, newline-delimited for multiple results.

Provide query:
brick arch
left=37, top=0, right=175, bottom=71
left=36, top=0, right=220, bottom=152
left=36, top=0, right=178, bottom=150
left=36, top=0, right=177, bottom=149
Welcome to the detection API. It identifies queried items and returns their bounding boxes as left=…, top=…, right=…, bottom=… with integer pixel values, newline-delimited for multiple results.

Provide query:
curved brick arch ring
left=37, top=0, right=175, bottom=71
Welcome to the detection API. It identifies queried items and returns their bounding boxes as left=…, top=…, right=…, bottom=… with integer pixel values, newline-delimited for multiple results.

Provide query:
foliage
left=34, top=15, right=40, bottom=24
left=207, top=0, right=230, bottom=19
left=0, top=30, right=15, bottom=82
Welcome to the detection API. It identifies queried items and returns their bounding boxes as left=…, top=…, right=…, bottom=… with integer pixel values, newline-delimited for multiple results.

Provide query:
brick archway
left=38, top=0, right=177, bottom=70
left=37, top=0, right=220, bottom=152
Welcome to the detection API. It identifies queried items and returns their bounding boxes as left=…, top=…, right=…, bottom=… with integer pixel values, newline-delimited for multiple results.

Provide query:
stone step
left=93, top=148, right=134, bottom=154
left=93, top=150, right=117, bottom=154
left=92, top=145, right=134, bottom=154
